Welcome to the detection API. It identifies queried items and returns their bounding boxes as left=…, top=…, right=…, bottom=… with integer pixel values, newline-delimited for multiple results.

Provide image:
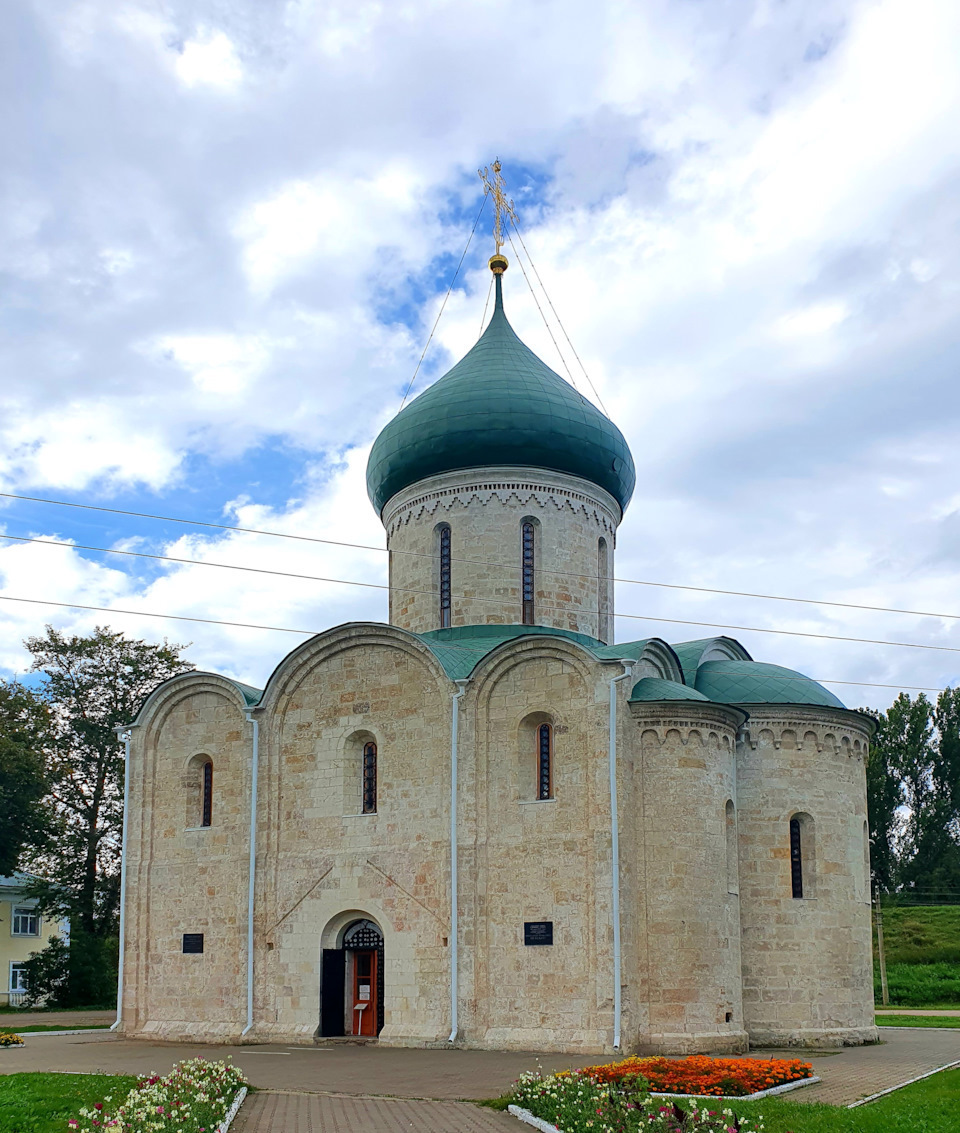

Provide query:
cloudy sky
left=3, top=0, right=960, bottom=708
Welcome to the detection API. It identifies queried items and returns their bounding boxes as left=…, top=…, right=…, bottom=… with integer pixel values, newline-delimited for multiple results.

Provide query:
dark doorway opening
left=319, top=918, right=384, bottom=1037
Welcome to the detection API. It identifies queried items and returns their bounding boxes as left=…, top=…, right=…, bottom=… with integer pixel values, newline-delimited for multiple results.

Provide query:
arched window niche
left=598, top=537, right=610, bottom=641
left=185, top=754, right=214, bottom=829
left=343, top=731, right=379, bottom=816
left=789, top=812, right=816, bottom=899
left=518, top=712, right=555, bottom=801
left=436, top=522, right=452, bottom=629
left=520, top=518, right=539, bottom=626
left=725, top=800, right=738, bottom=895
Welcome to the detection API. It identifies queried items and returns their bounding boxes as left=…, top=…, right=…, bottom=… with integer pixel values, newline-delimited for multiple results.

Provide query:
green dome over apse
left=366, top=274, right=636, bottom=515
left=694, top=661, right=845, bottom=709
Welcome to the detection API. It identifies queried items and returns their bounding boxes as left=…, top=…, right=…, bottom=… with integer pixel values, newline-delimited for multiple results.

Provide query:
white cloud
left=4, top=0, right=960, bottom=707
left=174, top=29, right=243, bottom=91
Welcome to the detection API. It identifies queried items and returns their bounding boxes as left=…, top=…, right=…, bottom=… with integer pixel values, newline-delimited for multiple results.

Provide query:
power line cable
left=398, top=195, right=487, bottom=410
left=3, top=490, right=960, bottom=626
left=509, top=216, right=609, bottom=416
left=3, top=531, right=960, bottom=657
left=506, top=230, right=581, bottom=393
left=0, top=594, right=944, bottom=695
left=479, top=273, right=494, bottom=338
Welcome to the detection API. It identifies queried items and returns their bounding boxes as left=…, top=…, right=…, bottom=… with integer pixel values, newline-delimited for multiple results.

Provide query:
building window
left=537, top=723, right=552, bottom=800
left=522, top=522, right=536, bottom=625
left=201, top=760, right=213, bottom=828
left=9, top=962, right=27, bottom=993
left=789, top=817, right=803, bottom=898
left=438, top=524, right=452, bottom=629
left=11, top=907, right=40, bottom=936
left=362, top=742, right=378, bottom=814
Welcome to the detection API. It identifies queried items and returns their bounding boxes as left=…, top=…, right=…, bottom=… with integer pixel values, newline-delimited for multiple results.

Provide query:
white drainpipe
left=609, top=661, right=634, bottom=1050
left=241, top=711, right=260, bottom=1037
left=111, top=725, right=136, bottom=1032
left=448, top=679, right=470, bottom=1043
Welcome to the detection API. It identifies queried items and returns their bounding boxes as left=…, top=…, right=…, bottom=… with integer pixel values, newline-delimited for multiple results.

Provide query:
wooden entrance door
left=351, top=950, right=378, bottom=1036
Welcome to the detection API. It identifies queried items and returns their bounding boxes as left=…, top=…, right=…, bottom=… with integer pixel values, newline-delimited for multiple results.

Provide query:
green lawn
left=877, top=1014, right=960, bottom=1028
left=0, top=1072, right=137, bottom=1133
left=728, top=1066, right=960, bottom=1132
left=3, top=1025, right=110, bottom=1034
left=873, top=905, right=960, bottom=1005
left=876, top=905, right=960, bottom=965
left=0, top=1007, right=107, bottom=1015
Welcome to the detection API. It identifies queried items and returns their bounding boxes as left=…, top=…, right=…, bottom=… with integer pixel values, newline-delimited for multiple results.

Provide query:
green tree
left=0, top=681, right=52, bottom=875
left=863, top=706, right=900, bottom=893
left=22, top=626, right=192, bottom=1004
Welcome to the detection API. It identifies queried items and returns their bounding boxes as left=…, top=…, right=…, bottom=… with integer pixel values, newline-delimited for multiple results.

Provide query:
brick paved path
left=783, top=1026, right=960, bottom=1106
left=233, top=1092, right=518, bottom=1133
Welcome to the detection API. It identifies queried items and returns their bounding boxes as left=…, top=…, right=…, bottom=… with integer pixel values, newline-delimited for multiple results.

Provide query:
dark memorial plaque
left=524, top=921, right=553, bottom=946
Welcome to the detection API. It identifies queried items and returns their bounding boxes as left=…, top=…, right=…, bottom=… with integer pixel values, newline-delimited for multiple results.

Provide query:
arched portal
left=319, top=917, right=384, bottom=1037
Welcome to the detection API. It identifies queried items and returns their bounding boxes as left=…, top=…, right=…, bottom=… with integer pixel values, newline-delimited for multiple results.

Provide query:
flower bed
left=512, top=1068, right=767, bottom=1132
left=577, top=1054, right=814, bottom=1097
left=67, top=1057, right=247, bottom=1133
left=0, top=1029, right=24, bottom=1047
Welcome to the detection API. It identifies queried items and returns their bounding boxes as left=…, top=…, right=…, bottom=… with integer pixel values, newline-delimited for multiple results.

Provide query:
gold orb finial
left=489, top=253, right=508, bottom=275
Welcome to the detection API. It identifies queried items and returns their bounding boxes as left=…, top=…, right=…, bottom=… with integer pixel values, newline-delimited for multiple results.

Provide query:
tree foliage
left=20, top=626, right=192, bottom=1006
left=867, top=688, right=960, bottom=900
left=0, top=681, right=53, bottom=875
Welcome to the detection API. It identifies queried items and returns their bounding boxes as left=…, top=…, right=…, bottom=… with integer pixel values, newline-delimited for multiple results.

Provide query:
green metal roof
left=671, top=637, right=753, bottom=685
left=629, top=677, right=710, bottom=703
left=366, top=274, right=636, bottom=514
left=694, top=660, right=845, bottom=709
left=417, top=623, right=605, bottom=680
left=228, top=679, right=263, bottom=707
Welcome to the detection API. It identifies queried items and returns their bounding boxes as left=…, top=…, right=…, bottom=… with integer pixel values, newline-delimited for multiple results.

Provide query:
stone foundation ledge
left=476, top=1027, right=612, bottom=1054
left=748, top=1024, right=880, bottom=1048
left=635, top=1029, right=749, bottom=1056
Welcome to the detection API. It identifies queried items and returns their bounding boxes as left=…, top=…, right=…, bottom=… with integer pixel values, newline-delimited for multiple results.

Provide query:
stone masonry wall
left=458, top=639, right=616, bottom=1052
left=383, top=467, right=619, bottom=641
left=123, top=678, right=252, bottom=1040
left=251, top=628, right=453, bottom=1046
left=624, top=705, right=748, bottom=1054
left=736, top=707, right=878, bottom=1047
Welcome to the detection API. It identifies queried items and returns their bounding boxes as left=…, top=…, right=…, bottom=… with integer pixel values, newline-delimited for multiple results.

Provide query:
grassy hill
left=874, top=904, right=960, bottom=1005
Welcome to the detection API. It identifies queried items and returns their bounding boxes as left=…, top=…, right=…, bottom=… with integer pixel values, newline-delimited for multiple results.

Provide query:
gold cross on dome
left=478, top=159, right=517, bottom=255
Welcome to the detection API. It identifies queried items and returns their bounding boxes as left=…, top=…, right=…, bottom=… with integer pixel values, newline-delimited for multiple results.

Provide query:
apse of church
left=118, top=167, right=877, bottom=1053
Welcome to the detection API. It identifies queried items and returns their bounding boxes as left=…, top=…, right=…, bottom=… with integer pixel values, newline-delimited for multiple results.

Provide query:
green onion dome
left=366, top=274, right=636, bottom=515
left=694, top=661, right=845, bottom=709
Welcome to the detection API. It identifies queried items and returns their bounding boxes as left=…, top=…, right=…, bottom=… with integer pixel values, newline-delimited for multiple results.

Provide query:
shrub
left=67, top=1057, right=245, bottom=1133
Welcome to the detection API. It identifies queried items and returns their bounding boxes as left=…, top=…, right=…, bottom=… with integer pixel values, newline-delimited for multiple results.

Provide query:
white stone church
left=119, top=255, right=877, bottom=1054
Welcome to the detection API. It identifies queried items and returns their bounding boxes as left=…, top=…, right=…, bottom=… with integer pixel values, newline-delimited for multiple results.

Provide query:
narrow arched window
left=537, top=723, right=552, bottom=800
left=789, top=817, right=803, bottom=898
left=598, top=538, right=610, bottom=640
left=522, top=522, right=536, bottom=625
left=362, top=742, right=378, bottom=814
left=201, top=760, right=213, bottom=828
left=438, top=524, right=452, bottom=629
